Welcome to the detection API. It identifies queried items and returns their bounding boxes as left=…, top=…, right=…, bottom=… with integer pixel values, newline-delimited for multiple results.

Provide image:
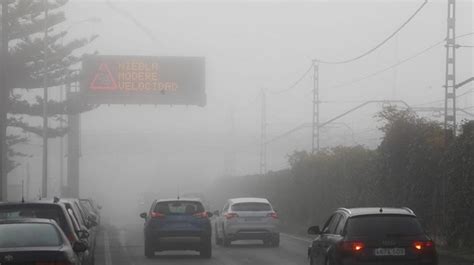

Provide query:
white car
left=214, top=197, right=279, bottom=247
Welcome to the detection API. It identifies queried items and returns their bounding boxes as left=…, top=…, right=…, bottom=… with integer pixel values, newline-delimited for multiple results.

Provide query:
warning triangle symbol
left=90, top=63, right=118, bottom=90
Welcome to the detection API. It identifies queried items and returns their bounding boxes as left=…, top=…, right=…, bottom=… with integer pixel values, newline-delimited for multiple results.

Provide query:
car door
left=311, top=214, right=335, bottom=264
left=313, top=213, right=342, bottom=265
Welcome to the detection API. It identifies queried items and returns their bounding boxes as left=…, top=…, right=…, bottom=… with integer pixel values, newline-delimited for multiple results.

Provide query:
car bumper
left=146, top=230, right=211, bottom=251
left=340, top=258, right=437, bottom=265
left=224, top=224, right=279, bottom=240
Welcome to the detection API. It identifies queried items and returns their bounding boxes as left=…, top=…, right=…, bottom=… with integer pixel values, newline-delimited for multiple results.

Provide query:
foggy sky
left=8, top=1, right=473, bottom=212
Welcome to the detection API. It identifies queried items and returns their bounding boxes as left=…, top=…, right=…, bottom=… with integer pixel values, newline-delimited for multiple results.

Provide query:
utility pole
left=25, top=161, right=30, bottom=200
left=312, top=61, right=320, bottom=154
left=0, top=0, right=9, bottom=200
left=66, top=80, right=81, bottom=198
left=444, top=0, right=457, bottom=141
left=41, top=0, right=49, bottom=198
left=259, top=89, right=267, bottom=175
left=59, top=83, right=64, bottom=196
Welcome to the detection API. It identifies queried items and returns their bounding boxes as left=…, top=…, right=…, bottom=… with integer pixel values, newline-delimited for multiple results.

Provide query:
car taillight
left=151, top=211, right=165, bottom=218
left=224, top=212, right=239, bottom=219
left=267, top=212, right=278, bottom=219
left=67, top=234, right=75, bottom=243
left=193, top=212, right=208, bottom=218
left=340, top=241, right=365, bottom=253
left=413, top=240, right=434, bottom=251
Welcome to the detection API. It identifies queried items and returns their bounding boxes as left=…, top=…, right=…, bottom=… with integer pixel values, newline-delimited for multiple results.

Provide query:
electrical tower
left=260, top=89, right=267, bottom=175
left=312, top=61, right=320, bottom=154
left=444, top=0, right=457, bottom=140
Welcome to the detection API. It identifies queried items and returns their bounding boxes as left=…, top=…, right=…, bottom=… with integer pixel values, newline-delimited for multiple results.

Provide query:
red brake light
left=193, top=212, right=208, bottom=218
left=413, top=240, right=434, bottom=251
left=151, top=211, right=165, bottom=218
left=224, top=212, right=239, bottom=219
left=340, top=241, right=365, bottom=253
left=67, top=234, right=75, bottom=243
left=267, top=212, right=278, bottom=219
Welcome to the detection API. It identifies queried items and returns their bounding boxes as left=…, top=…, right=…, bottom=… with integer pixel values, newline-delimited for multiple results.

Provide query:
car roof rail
left=337, top=208, right=351, bottom=215
left=401, top=207, right=415, bottom=215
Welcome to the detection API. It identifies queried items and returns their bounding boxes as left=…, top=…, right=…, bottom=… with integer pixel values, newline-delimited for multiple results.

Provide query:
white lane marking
left=103, top=230, right=112, bottom=265
left=281, top=233, right=312, bottom=243
left=119, top=229, right=137, bottom=265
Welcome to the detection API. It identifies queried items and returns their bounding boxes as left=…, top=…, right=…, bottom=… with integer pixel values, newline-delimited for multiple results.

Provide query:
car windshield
left=154, top=201, right=204, bottom=215
left=345, top=215, right=424, bottom=238
left=0, top=223, right=63, bottom=248
left=231, top=203, right=272, bottom=212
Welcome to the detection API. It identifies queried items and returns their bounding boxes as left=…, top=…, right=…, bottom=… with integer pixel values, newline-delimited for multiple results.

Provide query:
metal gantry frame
left=260, top=89, right=267, bottom=175
left=444, top=0, right=457, bottom=139
left=312, top=61, right=320, bottom=154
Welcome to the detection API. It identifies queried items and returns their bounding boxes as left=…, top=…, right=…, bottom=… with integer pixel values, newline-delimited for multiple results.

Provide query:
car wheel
left=200, top=237, right=212, bottom=258
left=144, top=237, right=154, bottom=258
left=325, top=257, right=334, bottom=265
left=215, top=225, right=222, bottom=245
left=223, top=234, right=231, bottom=247
left=271, top=234, right=280, bottom=247
left=222, top=228, right=231, bottom=247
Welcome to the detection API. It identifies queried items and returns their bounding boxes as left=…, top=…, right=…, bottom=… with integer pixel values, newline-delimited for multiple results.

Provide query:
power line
left=106, top=0, right=159, bottom=44
left=268, top=62, right=314, bottom=95
left=328, top=32, right=474, bottom=90
left=316, top=0, right=428, bottom=65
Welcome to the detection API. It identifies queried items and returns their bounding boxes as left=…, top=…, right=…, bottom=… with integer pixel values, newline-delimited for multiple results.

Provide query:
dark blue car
left=140, top=198, right=213, bottom=258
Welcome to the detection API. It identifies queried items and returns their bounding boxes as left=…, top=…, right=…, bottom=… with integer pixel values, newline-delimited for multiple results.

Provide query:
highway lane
left=94, top=223, right=472, bottom=265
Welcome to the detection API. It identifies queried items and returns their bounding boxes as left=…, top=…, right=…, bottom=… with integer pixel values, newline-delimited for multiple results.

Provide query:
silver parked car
left=214, top=197, right=279, bottom=247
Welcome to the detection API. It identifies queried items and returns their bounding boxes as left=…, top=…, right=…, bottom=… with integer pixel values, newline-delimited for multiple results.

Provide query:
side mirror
left=77, top=230, right=90, bottom=240
left=206, top=211, right=213, bottom=218
left=307, top=225, right=321, bottom=235
left=88, top=216, right=98, bottom=227
left=140, top=212, right=147, bottom=219
left=73, top=241, right=88, bottom=253
left=213, top=210, right=220, bottom=216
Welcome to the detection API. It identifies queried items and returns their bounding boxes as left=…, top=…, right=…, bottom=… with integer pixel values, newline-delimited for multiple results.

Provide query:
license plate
left=244, top=217, right=262, bottom=222
left=374, top=248, right=406, bottom=256
left=170, top=223, right=191, bottom=229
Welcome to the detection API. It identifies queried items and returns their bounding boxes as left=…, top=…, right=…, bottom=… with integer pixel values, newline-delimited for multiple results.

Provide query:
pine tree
left=2, top=0, right=97, bottom=174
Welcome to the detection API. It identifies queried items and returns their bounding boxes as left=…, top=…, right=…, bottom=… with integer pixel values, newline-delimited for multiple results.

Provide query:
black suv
left=140, top=198, right=213, bottom=258
left=307, top=207, right=437, bottom=265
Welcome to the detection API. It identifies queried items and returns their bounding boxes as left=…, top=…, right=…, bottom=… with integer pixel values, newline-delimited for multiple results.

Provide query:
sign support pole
left=66, top=81, right=81, bottom=198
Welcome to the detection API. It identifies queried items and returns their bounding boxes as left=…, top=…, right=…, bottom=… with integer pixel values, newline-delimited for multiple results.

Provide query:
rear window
left=0, top=205, right=70, bottom=235
left=231, top=202, right=272, bottom=211
left=345, top=215, right=424, bottom=238
left=154, top=201, right=204, bottom=215
left=0, top=223, right=63, bottom=248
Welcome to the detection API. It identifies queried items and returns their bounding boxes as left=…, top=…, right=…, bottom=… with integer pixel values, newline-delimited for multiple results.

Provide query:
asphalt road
left=95, top=223, right=472, bottom=265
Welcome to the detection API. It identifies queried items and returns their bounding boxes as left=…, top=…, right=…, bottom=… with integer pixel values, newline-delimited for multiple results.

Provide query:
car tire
left=222, top=228, right=231, bottom=247
left=223, top=234, right=231, bottom=247
left=200, top=237, right=212, bottom=258
left=144, top=237, right=154, bottom=258
left=271, top=234, right=280, bottom=247
left=263, top=238, right=271, bottom=246
left=215, top=225, right=223, bottom=245
left=325, top=257, right=334, bottom=265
